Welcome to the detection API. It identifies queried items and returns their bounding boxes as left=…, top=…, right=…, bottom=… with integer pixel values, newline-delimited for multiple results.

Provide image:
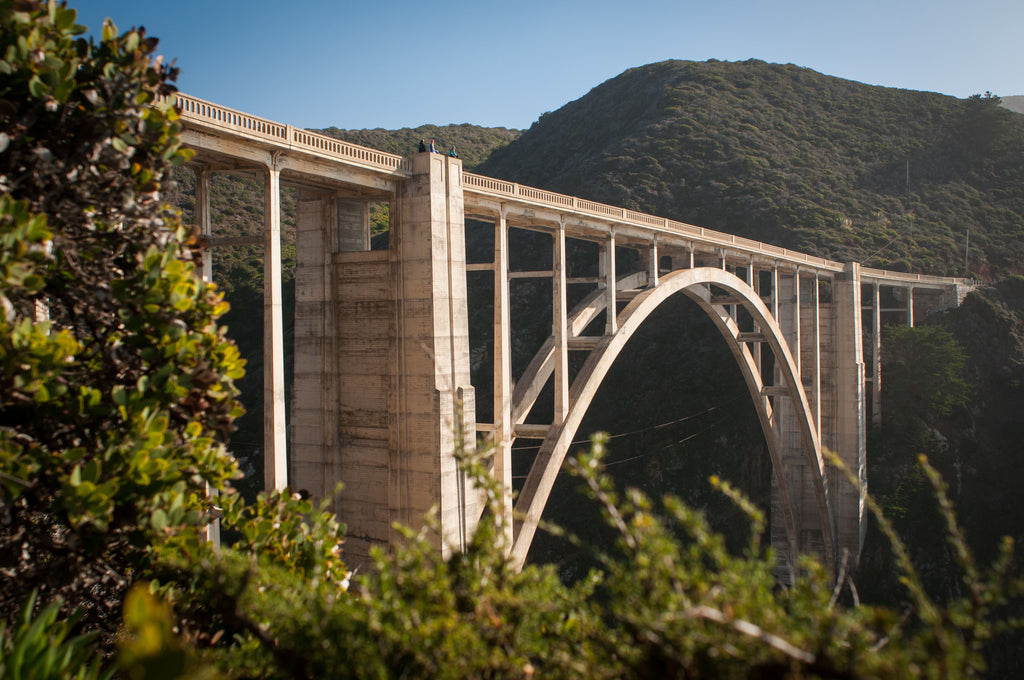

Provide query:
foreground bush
left=0, top=0, right=249, bottom=638
left=0, top=0, right=347, bottom=654
left=115, top=436, right=1017, bottom=679
left=6, top=433, right=1021, bottom=678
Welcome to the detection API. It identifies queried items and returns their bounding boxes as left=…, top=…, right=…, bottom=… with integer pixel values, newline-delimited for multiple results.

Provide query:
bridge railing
left=464, top=172, right=844, bottom=273
left=861, top=267, right=972, bottom=288
left=289, top=128, right=411, bottom=172
left=164, top=92, right=412, bottom=175
left=169, top=93, right=288, bottom=144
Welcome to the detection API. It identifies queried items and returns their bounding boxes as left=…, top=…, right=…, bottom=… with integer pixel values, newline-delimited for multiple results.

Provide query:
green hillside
left=476, top=59, right=1024, bottom=279
left=315, top=123, right=520, bottom=171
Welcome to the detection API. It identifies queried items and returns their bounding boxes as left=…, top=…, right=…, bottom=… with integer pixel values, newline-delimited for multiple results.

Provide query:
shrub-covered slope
left=477, top=59, right=1024, bottom=278
left=316, top=124, right=520, bottom=171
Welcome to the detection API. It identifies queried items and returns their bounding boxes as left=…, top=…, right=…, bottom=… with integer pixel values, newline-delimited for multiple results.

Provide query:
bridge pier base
left=391, top=152, right=479, bottom=562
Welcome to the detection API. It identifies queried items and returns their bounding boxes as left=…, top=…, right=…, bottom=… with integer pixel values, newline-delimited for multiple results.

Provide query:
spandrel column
left=263, top=156, right=288, bottom=492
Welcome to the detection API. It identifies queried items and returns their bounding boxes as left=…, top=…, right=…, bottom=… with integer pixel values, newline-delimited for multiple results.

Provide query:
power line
left=509, top=414, right=732, bottom=480
left=509, top=394, right=745, bottom=454
left=864, top=90, right=917, bottom=268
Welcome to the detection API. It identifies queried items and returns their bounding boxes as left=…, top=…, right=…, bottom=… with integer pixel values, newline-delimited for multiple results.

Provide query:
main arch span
left=170, top=93, right=972, bottom=575
left=507, top=266, right=832, bottom=573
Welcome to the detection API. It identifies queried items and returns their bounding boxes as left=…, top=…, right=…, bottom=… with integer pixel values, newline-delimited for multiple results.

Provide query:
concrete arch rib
left=512, top=271, right=648, bottom=426
left=510, top=267, right=834, bottom=573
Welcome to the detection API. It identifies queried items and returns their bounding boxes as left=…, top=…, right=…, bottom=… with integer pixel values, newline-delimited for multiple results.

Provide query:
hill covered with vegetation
left=477, top=59, right=1024, bottom=279
left=315, top=123, right=520, bottom=171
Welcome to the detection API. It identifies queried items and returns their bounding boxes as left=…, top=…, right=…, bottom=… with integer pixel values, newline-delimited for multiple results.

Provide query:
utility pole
left=964, top=228, right=970, bottom=276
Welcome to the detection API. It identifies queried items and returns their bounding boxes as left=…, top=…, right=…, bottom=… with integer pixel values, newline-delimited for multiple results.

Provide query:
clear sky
left=76, top=0, right=1023, bottom=131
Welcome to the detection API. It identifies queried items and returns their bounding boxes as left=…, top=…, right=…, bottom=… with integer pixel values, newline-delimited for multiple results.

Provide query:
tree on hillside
left=881, top=324, right=969, bottom=423
left=961, top=92, right=1015, bottom=159
left=861, top=324, right=971, bottom=601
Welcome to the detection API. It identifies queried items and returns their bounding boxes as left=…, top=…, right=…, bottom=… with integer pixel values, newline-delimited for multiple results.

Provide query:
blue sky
left=76, top=0, right=1023, bottom=131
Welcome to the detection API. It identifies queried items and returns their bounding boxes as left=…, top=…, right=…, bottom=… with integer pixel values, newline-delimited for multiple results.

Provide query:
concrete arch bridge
left=170, top=93, right=971, bottom=575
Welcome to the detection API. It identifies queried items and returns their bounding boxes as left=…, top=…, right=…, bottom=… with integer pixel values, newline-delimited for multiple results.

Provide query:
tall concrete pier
left=291, top=153, right=479, bottom=564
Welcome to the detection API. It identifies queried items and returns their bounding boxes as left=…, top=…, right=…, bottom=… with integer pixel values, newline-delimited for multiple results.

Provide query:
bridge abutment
left=392, top=152, right=479, bottom=562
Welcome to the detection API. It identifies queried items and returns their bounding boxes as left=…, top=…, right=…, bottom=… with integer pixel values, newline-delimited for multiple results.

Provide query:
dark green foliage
left=881, top=324, right=969, bottom=421
left=115, top=437, right=1021, bottom=679
left=868, top=284, right=1024, bottom=565
left=477, top=59, right=1024, bottom=278
left=0, top=0, right=243, bottom=640
left=866, top=323, right=968, bottom=565
left=0, top=6, right=351, bottom=673
left=0, top=592, right=112, bottom=680
left=937, top=281, right=1024, bottom=564
left=861, top=286, right=1024, bottom=676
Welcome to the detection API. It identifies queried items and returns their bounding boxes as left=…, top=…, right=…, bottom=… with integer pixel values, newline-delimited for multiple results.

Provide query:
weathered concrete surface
left=390, top=152, right=479, bottom=563
left=291, top=154, right=479, bottom=570
left=832, top=263, right=867, bottom=560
